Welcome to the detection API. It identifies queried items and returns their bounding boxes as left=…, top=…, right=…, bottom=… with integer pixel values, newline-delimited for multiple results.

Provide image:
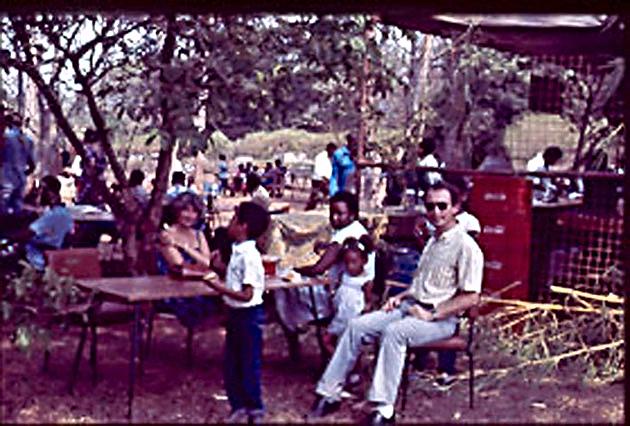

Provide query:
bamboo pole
left=490, top=305, right=530, bottom=320
left=472, top=340, right=623, bottom=379
left=497, top=311, right=539, bottom=332
left=519, top=340, right=623, bottom=368
left=485, top=281, right=522, bottom=299
left=549, top=285, right=623, bottom=304
left=482, top=296, right=623, bottom=315
left=570, top=294, right=595, bottom=310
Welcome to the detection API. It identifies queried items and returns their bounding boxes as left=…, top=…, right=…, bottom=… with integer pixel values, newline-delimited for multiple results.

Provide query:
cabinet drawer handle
left=485, top=260, right=503, bottom=270
left=483, top=192, right=507, bottom=201
left=483, top=225, right=505, bottom=235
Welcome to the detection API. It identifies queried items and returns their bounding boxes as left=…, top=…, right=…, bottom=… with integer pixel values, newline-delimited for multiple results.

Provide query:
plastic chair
left=44, top=248, right=134, bottom=393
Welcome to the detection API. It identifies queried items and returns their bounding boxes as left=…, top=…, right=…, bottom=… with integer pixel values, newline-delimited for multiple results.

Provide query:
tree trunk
left=415, top=34, right=433, bottom=138
left=37, top=92, right=54, bottom=175
left=441, top=46, right=470, bottom=169
left=572, top=79, right=598, bottom=170
left=17, top=71, right=24, bottom=116
left=137, top=15, right=178, bottom=276
left=406, top=33, right=420, bottom=127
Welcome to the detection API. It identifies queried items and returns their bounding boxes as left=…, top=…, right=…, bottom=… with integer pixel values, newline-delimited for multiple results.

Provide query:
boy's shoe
left=225, top=408, right=249, bottom=424
left=433, top=372, right=457, bottom=391
left=247, top=411, right=264, bottom=425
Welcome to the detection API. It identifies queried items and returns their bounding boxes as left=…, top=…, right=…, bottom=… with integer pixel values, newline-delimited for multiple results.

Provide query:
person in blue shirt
left=0, top=112, right=35, bottom=214
left=19, top=175, right=74, bottom=271
left=165, top=171, right=191, bottom=202
left=217, top=154, right=230, bottom=196
left=128, top=169, right=149, bottom=209
left=329, top=135, right=357, bottom=197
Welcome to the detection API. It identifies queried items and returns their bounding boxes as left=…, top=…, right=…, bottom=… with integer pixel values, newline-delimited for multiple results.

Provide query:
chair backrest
left=45, top=248, right=102, bottom=279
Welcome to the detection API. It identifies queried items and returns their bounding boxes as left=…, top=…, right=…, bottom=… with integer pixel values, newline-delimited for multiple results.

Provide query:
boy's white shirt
left=224, top=239, right=265, bottom=308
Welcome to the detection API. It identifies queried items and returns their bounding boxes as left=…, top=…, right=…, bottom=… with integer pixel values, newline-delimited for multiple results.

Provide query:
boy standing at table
left=204, top=201, right=270, bottom=424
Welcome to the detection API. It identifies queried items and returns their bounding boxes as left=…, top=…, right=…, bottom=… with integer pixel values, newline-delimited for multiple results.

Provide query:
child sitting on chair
left=324, top=235, right=374, bottom=353
left=203, top=201, right=270, bottom=424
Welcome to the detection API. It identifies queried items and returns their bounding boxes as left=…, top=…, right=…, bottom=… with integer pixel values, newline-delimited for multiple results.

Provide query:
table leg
left=127, top=304, right=142, bottom=420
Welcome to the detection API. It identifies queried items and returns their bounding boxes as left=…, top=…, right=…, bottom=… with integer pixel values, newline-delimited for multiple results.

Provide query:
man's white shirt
left=313, top=150, right=332, bottom=181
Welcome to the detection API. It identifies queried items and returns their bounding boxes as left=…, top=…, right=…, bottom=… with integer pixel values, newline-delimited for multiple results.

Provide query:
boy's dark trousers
left=224, top=305, right=264, bottom=413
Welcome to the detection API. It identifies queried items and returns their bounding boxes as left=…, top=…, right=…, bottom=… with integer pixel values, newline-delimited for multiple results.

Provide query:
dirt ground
left=0, top=315, right=624, bottom=424
left=0, top=191, right=624, bottom=424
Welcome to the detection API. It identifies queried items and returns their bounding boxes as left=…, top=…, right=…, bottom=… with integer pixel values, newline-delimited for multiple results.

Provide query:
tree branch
left=144, top=15, right=178, bottom=235
left=69, top=55, right=128, bottom=190
left=72, top=18, right=148, bottom=65
left=572, top=78, right=597, bottom=170
left=60, top=16, right=86, bottom=54
left=2, top=56, right=86, bottom=159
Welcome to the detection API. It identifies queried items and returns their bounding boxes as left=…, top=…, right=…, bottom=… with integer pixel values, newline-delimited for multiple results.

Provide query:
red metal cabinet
left=468, top=176, right=532, bottom=304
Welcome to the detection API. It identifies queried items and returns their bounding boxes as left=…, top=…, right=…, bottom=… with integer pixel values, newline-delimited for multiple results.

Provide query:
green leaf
left=16, top=326, right=31, bottom=351
left=255, top=70, right=265, bottom=83
left=349, top=36, right=365, bottom=52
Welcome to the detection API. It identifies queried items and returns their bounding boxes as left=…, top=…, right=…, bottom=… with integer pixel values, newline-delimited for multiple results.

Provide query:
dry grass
left=233, top=128, right=343, bottom=161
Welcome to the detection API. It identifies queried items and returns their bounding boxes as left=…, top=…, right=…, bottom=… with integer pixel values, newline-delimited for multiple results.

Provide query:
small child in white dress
left=324, top=235, right=374, bottom=352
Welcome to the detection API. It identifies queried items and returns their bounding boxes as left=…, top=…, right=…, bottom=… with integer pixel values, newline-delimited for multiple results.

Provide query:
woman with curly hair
left=157, top=192, right=215, bottom=328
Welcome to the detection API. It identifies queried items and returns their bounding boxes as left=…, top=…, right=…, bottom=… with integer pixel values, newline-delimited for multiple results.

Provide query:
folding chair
left=398, top=305, right=479, bottom=410
left=44, top=248, right=134, bottom=393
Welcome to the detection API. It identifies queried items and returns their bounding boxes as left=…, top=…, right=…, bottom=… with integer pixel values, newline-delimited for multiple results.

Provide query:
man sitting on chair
left=308, top=181, right=483, bottom=425
left=10, top=175, right=74, bottom=271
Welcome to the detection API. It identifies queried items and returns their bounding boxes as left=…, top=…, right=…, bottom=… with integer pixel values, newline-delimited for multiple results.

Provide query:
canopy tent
left=379, top=14, right=624, bottom=56
left=2, top=0, right=624, bottom=55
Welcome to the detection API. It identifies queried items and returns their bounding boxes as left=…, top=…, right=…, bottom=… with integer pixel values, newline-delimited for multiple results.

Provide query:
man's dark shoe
left=308, top=396, right=341, bottom=418
left=363, top=410, right=396, bottom=425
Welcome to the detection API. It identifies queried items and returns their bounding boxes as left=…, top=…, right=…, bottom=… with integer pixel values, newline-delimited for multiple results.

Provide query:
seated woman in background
left=157, top=192, right=215, bottom=329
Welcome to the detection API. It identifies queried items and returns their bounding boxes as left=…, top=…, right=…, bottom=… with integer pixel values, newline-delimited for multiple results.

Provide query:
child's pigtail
left=358, top=234, right=373, bottom=255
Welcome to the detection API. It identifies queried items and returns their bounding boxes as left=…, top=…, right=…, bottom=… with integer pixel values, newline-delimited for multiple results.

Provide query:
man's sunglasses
left=425, top=202, right=450, bottom=211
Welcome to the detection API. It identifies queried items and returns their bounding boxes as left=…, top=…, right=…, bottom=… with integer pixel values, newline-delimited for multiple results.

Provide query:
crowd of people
left=3, top=105, right=621, bottom=425
left=212, top=156, right=288, bottom=200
